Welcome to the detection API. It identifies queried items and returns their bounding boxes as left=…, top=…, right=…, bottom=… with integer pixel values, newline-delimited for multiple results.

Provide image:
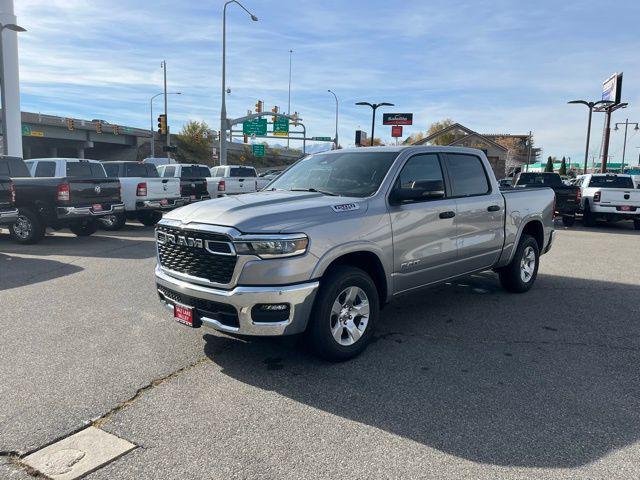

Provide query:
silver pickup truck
left=155, top=146, right=555, bottom=360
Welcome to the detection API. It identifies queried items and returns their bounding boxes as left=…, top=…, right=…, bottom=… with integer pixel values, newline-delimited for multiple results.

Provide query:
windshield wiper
left=289, top=188, right=339, bottom=196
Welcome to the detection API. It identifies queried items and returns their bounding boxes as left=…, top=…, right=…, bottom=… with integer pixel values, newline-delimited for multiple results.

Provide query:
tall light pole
left=327, top=89, right=339, bottom=150
left=614, top=119, right=639, bottom=173
left=150, top=91, right=181, bottom=158
left=568, top=99, right=613, bottom=174
left=220, top=0, right=258, bottom=166
left=0, top=21, right=25, bottom=155
left=286, top=49, right=293, bottom=149
left=355, top=101, right=394, bottom=146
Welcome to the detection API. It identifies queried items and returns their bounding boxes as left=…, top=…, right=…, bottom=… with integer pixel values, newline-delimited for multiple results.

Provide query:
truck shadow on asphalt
left=0, top=253, right=84, bottom=290
left=203, top=272, right=640, bottom=469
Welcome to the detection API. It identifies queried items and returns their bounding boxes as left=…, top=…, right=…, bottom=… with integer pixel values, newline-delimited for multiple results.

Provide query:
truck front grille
left=156, top=225, right=237, bottom=285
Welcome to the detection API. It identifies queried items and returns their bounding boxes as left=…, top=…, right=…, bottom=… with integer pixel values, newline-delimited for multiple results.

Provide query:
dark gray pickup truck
left=1, top=157, right=124, bottom=244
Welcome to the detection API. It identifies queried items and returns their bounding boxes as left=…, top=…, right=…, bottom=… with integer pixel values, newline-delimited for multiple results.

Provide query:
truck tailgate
left=146, top=178, right=181, bottom=199
left=69, top=178, right=121, bottom=205
left=599, top=189, right=640, bottom=208
left=180, top=178, right=209, bottom=200
left=222, top=177, right=256, bottom=194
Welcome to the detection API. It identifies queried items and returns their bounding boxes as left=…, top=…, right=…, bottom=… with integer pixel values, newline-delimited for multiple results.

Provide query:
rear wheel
left=583, top=202, right=596, bottom=227
left=498, top=234, right=540, bottom=293
left=307, top=266, right=379, bottom=361
left=98, top=213, right=126, bottom=231
left=634, top=219, right=640, bottom=230
left=69, top=219, right=99, bottom=237
left=561, top=215, right=575, bottom=227
left=138, top=211, right=163, bottom=226
left=9, top=208, right=45, bottom=244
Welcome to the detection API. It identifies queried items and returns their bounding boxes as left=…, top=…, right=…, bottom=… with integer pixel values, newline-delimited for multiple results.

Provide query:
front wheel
left=69, top=219, right=99, bottom=237
left=137, top=211, right=163, bottom=226
left=498, top=234, right=540, bottom=293
left=9, top=208, right=45, bottom=244
left=307, top=266, right=379, bottom=361
left=98, top=213, right=126, bottom=231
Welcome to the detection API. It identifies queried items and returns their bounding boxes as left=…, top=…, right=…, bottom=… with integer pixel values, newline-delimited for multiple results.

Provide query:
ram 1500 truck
left=0, top=172, right=18, bottom=226
left=512, top=172, right=581, bottom=226
left=575, top=173, right=640, bottom=228
left=154, top=146, right=555, bottom=360
left=209, top=165, right=258, bottom=197
left=157, top=164, right=213, bottom=203
left=101, top=161, right=184, bottom=230
left=4, top=157, right=124, bottom=244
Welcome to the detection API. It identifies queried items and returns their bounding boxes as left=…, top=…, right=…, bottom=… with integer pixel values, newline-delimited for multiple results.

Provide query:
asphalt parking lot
left=1, top=221, right=640, bottom=479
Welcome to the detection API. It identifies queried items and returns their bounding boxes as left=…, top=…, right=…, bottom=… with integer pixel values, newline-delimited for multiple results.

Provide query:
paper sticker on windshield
left=331, top=203, right=360, bottom=212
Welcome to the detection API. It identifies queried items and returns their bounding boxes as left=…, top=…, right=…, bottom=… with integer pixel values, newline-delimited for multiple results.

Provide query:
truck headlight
left=234, top=234, right=308, bottom=258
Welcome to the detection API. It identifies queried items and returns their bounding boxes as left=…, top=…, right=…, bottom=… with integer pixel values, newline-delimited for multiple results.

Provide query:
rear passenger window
left=163, top=166, right=175, bottom=177
left=34, top=161, right=56, bottom=177
left=396, top=154, right=445, bottom=195
left=445, top=154, right=490, bottom=197
left=103, top=164, right=119, bottom=177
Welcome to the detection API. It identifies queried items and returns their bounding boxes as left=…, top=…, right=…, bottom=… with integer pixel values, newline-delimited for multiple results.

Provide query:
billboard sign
left=602, top=73, right=623, bottom=104
left=391, top=125, right=403, bottom=137
left=382, top=113, right=413, bottom=125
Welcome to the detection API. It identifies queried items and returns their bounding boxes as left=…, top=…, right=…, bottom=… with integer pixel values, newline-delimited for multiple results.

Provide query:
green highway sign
left=252, top=144, right=265, bottom=157
left=243, top=118, right=267, bottom=136
left=22, top=125, right=31, bottom=136
left=312, top=136, right=333, bottom=141
left=273, top=116, right=289, bottom=136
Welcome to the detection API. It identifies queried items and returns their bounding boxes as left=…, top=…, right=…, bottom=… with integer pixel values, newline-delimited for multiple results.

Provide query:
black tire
left=583, top=201, right=596, bottom=227
left=9, top=207, right=46, bottom=244
left=138, top=211, right=163, bottom=227
left=98, top=213, right=127, bottom=231
left=634, top=219, right=640, bottom=231
left=498, top=234, right=540, bottom=293
left=561, top=215, right=575, bottom=227
left=307, top=266, right=379, bottom=361
left=69, top=219, right=99, bottom=237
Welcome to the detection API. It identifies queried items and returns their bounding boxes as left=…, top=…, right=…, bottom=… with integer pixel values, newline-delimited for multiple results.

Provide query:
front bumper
left=57, top=203, right=125, bottom=218
left=155, top=266, right=319, bottom=336
left=0, top=208, right=18, bottom=225
left=136, top=198, right=187, bottom=211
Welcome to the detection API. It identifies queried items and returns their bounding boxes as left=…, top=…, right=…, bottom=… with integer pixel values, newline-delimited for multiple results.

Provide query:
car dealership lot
left=1, top=222, right=640, bottom=479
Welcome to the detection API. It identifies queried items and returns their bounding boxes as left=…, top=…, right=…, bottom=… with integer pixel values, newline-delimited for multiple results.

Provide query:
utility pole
left=287, top=49, right=292, bottom=149
left=597, top=102, right=627, bottom=172
left=568, top=100, right=612, bottom=174
left=614, top=119, right=639, bottom=173
left=328, top=90, right=339, bottom=150
left=525, top=131, right=532, bottom=172
left=161, top=60, right=171, bottom=159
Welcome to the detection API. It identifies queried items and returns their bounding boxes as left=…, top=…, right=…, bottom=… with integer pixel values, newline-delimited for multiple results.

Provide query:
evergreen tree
left=544, top=156, right=554, bottom=172
left=559, top=158, right=567, bottom=176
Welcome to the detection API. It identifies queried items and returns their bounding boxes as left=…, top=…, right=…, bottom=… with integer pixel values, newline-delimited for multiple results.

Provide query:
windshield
left=181, top=166, right=211, bottom=178
left=588, top=175, right=634, bottom=189
left=516, top=173, right=562, bottom=186
left=268, top=151, right=398, bottom=197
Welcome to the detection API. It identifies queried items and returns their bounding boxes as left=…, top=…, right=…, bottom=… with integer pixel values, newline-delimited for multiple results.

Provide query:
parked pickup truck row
left=154, top=146, right=555, bottom=361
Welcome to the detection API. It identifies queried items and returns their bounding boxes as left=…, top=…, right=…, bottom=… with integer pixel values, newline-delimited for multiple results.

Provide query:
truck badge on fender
left=331, top=203, right=359, bottom=212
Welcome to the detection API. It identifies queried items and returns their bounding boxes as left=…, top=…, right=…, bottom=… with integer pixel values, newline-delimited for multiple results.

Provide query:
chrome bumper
left=155, top=266, right=319, bottom=336
left=184, top=195, right=211, bottom=204
left=57, top=203, right=125, bottom=218
left=137, top=198, right=187, bottom=210
left=0, top=208, right=18, bottom=224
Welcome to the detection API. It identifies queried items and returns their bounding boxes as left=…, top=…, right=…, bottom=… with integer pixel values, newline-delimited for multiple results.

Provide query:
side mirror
left=390, top=180, right=445, bottom=204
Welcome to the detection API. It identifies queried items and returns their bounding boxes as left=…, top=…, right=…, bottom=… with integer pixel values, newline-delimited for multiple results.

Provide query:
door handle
left=439, top=211, right=455, bottom=219
left=487, top=205, right=501, bottom=212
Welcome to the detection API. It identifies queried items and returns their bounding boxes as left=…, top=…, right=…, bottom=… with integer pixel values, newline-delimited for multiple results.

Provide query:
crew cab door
left=442, top=153, right=504, bottom=272
left=388, top=153, right=458, bottom=293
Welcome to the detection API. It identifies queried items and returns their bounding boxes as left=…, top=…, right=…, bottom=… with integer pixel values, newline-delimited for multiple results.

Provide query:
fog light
left=252, top=304, right=291, bottom=323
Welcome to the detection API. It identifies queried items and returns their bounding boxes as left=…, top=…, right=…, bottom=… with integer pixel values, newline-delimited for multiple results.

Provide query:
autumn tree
left=175, top=120, right=214, bottom=165
left=426, top=118, right=455, bottom=145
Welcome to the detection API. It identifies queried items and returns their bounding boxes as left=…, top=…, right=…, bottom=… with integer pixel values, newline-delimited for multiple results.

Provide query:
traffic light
left=292, top=111, right=300, bottom=126
left=255, top=100, right=263, bottom=113
left=157, top=114, right=167, bottom=135
left=95, top=121, right=102, bottom=134
left=112, top=125, right=120, bottom=135
left=66, top=118, right=74, bottom=131
left=243, top=134, right=248, bottom=144
left=271, top=105, right=279, bottom=123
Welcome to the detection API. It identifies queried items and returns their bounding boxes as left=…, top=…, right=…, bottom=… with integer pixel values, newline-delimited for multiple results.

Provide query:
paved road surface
left=1, top=221, right=639, bottom=479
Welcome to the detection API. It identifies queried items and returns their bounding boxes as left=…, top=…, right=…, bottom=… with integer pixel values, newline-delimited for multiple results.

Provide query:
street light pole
left=355, top=101, right=394, bottom=146
left=287, top=49, right=293, bottom=150
left=328, top=90, right=339, bottom=150
left=614, top=119, right=639, bottom=173
left=220, top=0, right=258, bottom=166
left=0, top=22, right=25, bottom=155
left=150, top=91, right=181, bottom=158
left=568, top=99, right=612, bottom=174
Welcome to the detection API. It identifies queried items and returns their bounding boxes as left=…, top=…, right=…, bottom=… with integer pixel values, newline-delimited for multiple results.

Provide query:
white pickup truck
left=209, top=165, right=258, bottom=197
left=157, top=164, right=214, bottom=203
left=576, top=173, right=640, bottom=229
left=100, top=161, right=184, bottom=230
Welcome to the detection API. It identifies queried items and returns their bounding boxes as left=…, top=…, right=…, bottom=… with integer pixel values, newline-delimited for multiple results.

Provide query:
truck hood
left=163, top=190, right=369, bottom=233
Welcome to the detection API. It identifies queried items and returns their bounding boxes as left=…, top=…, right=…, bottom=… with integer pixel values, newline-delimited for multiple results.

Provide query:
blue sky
left=15, top=0, right=640, bottom=163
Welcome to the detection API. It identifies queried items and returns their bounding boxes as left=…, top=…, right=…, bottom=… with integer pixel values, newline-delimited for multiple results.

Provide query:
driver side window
left=397, top=154, right=445, bottom=193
